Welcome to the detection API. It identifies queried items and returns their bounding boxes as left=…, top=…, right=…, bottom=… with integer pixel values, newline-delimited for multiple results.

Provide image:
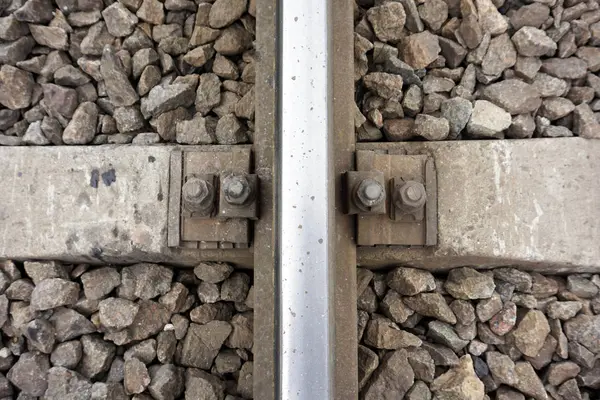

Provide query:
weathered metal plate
left=168, top=146, right=253, bottom=248
left=356, top=150, right=437, bottom=246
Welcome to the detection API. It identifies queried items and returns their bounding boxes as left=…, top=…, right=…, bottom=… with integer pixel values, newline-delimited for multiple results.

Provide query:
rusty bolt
left=355, top=178, right=385, bottom=210
left=182, top=177, right=215, bottom=213
left=223, top=174, right=253, bottom=206
left=394, top=180, right=426, bottom=211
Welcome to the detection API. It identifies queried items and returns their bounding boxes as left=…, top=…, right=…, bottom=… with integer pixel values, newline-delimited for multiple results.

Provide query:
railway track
left=0, top=0, right=599, bottom=398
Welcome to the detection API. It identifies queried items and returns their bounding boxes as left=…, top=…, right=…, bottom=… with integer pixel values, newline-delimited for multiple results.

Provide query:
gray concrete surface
left=357, top=138, right=600, bottom=272
left=0, top=145, right=253, bottom=266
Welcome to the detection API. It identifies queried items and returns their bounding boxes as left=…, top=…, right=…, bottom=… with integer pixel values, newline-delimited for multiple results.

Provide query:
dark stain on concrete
left=101, top=169, right=116, bottom=186
left=65, top=233, right=79, bottom=251
left=148, top=156, right=156, bottom=163
left=90, top=169, right=100, bottom=188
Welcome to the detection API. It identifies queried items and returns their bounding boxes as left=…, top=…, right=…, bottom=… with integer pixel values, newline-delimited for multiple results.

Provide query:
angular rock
left=486, top=351, right=517, bottom=385
left=401, top=31, right=440, bottom=69
left=512, top=310, right=550, bottom=357
left=102, top=2, right=138, bottom=37
left=363, top=350, right=414, bottom=400
left=364, top=316, right=422, bottom=349
left=366, top=2, right=406, bottom=43
left=124, top=358, right=150, bottom=395
left=431, top=355, right=484, bottom=400
left=383, top=118, right=415, bottom=141
left=78, top=335, right=115, bottom=379
left=62, top=102, right=98, bottom=145
left=512, top=27, right=557, bottom=57
left=381, top=290, right=414, bottom=324
left=51, top=341, right=82, bottom=369
left=564, top=314, right=600, bottom=353
left=99, top=298, right=139, bottom=330
left=44, top=366, right=92, bottom=400
left=427, top=320, right=469, bottom=352
left=440, top=97, right=472, bottom=138
left=0, top=36, right=35, bottom=65
left=0, top=65, right=33, bottom=110
left=7, top=352, right=49, bottom=396
left=363, top=72, right=403, bottom=100
left=541, top=57, right=588, bottom=80
left=81, top=267, right=120, bottom=300
left=480, top=79, right=541, bottom=115
left=386, top=267, right=435, bottom=296
left=358, top=345, right=379, bottom=390
left=142, top=83, right=195, bottom=118
left=213, top=23, right=252, bottom=56
left=24, top=318, right=55, bottom=353
left=512, top=361, right=548, bottom=400
left=148, top=364, right=184, bottom=400
left=179, top=321, right=232, bottom=369
left=119, top=264, right=173, bottom=301
left=209, top=0, right=246, bottom=29
left=31, top=278, right=79, bottom=311
left=481, top=33, right=517, bottom=76
left=573, top=103, right=600, bottom=139
left=14, top=0, right=54, bottom=23
left=101, top=46, right=139, bottom=107
left=489, top=301, right=517, bottom=336
left=404, top=293, right=457, bottom=324
left=444, top=268, right=495, bottom=300
left=413, top=114, right=449, bottom=141
left=467, top=100, right=512, bottom=138
left=418, top=0, right=447, bottom=32
left=185, top=368, right=225, bottom=400
left=475, top=0, right=508, bottom=35
left=136, top=0, right=164, bottom=25
left=29, top=25, right=68, bottom=50
left=49, top=307, right=95, bottom=342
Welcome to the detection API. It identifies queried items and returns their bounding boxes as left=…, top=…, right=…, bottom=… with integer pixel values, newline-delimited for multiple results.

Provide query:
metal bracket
left=348, top=150, right=438, bottom=247
left=168, top=146, right=257, bottom=249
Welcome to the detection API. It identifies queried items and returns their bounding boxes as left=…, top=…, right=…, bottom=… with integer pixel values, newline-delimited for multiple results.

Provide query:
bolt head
left=356, top=178, right=385, bottom=209
left=223, top=174, right=253, bottom=205
left=395, top=181, right=426, bottom=210
left=182, top=178, right=215, bottom=213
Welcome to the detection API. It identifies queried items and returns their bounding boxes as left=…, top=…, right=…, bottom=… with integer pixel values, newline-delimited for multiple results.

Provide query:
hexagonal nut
left=355, top=178, right=386, bottom=210
left=395, top=181, right=426, bottom=211
left=183, top=177, right=215, bottom=212
left=223, top=174, right=253, bottom=206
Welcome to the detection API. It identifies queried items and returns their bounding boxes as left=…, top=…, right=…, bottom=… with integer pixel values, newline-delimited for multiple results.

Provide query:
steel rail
left=277, top=0, right=333, bottom=398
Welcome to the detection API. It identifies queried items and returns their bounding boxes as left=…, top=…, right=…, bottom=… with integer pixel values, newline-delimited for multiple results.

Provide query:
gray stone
left=78, top=335, right=116, bottom=379
left=512, top=27, right=556, bottom=57
left=50, top=308, right=95, bottom=342
left=99, top=298, right=139, bottom=331
left=221, top=272, right=250, bottom=302
left=475, top=0, right=508, bottom=35
left=546, top=361, right=580, bottom=386
left=213, top=23, right=252, bottom=56
left=225, top=312, right=253, bottom=350
left=119, top=264, right=173, bottom=301
left=102, top=2, right=138, bottom=37
left=366, top=2, right=406, bottom=43
left=427, top=320, right=468, bottom=352
left=510, top=3, right=549, bottom=30
left=493, top=268, right=532, bottom=292
left=547, top=301, right=582, bottom=320
left=486, top=351, right=517, bottom=385
left=0, top=15, right=29, bottom=41
left=363, top=349, right=414, bottom=400
left=476, top=292, right=502, bottom=322
left=123, top=339, right=156, bottom=365
left=237, top=361, right=253, bottom=399
left=568, top=341, right=595, bottom=369
left=437, top=36, right=467, bottom=68
left=364, top=316, right=422, bottom=349
left=215, top=114, right=247, bottom=144
left=29, top=25, right=68, bottom=50
left=401, top=31, right=440, bottom=69
left=418, top=0, right=447, bottom=32
left=358, top=345, right=378, bottom=390
left=13, top=0, right=53, bottom=23
left=539, top=97, right=575, bottom=121
left=431, top=355, right=484, bottom=400
left=512, top=361, right=548, bottom=400
left=386, top=267, right=435, bottom=295
left=406, top=348, right=435, bottom=382
left=179, top=321, right=232, bottom=369
left=136, top=0, right=164, bottom=24
left=363, top=72, right=403, bottom=100
left=90, top=382, right=128, bottom=400
left=413, top=114, right=449, bottom=141
left=564, top=314, right=600, bottom=353
left=542, top=57, right=588, bottom=80
left=480, top=79, right=541, bottom=116
left=574, top=103, right=600, bottom=139
left=23, top=121, right=50, bottom=145
left=24, top=318, right=55, bottom=353
left=512, top=310, right=550, bottom=357
left=45, top=367, right=93, bottom=400
left=466, top=100, right=512, bottom=138
left=51, top=341, right=82, bottom=369
left=81, top=267, right=120, bottom=300
left=440, top=97, right=472, bottom=138
left=54, top=65, right=91, bottom=87
left=124, top=358, right=150, bottom=395
left=148, top=364, right=184, bottom=400
left=62, top=102, right=98, bottom=145
left=209, top=0, right=246, bottom=29
left=481, top=33, right=516, bottom=76
left=156, top=331, right=176, bottom=364
left=113, top=106, right=145, bottom=133
left=101, top=46, right=139, bottom=107
left=182, top=44, right=215, bottom=68
left=142, top=83, right=195, bottom=119
left=185, top=368, right=225, bottom=400
left=449, top=300, right=475, bottom=325
left=557, top=379, right=582, bottom=400
left=7, top=352, right=49, bottom=396
left=0, top=36, right=35, bottom=65
left=380, top=290, right=414, bottom=324
left=0, top=65, right=34, bottom=111
left=445, top=268, right=495, bottom=300
left=159, top=283, right=189, bottom=313
left=489, top=301, right=517, bottom=336
left=31, top=278, right=79, bottom=311
left=404, top=293, right=456, bottom=324
left=6, top=279, right=34, bottom=301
